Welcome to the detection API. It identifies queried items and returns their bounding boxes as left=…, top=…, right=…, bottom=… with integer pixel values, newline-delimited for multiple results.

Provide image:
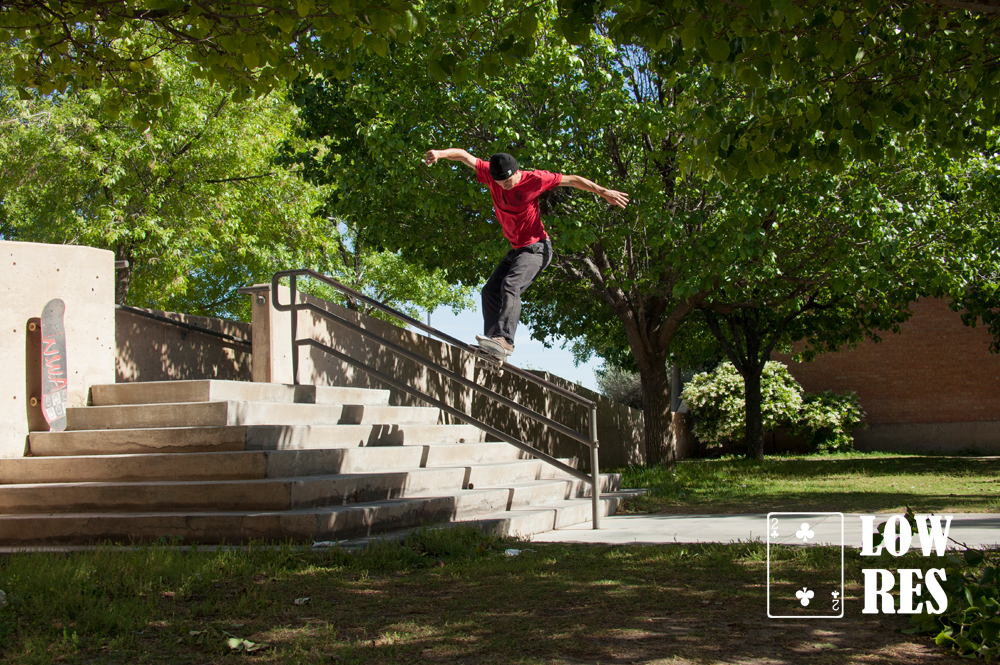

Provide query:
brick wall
left=773, top=298, right=1000, bottom=425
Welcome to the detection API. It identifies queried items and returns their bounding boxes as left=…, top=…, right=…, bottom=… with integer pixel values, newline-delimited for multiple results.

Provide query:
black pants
left=482, top=239, right=553, bottom=346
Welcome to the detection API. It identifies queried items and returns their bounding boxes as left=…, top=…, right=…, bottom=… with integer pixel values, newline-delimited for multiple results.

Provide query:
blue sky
left=418, top=301, right=602, bottom=391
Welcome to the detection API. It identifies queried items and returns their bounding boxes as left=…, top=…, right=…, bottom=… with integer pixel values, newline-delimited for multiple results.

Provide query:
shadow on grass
left=218, top=545, right=954, bottom=664
left=0, top=538, right=960, bottom=664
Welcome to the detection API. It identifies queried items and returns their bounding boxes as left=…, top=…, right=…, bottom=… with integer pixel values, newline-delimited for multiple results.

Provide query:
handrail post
left=290, top=273, right=299, bottom=386
left=590, top=404, right=600, bottom=529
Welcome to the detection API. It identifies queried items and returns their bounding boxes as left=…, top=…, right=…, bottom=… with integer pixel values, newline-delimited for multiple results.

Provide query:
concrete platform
left=90, top=380, right=391, bottom=406
left=531, top=512, right=1000, bottom=549
left=28, top=423, right=488, bottom=456
left=66, top=401, right=440, bottom=430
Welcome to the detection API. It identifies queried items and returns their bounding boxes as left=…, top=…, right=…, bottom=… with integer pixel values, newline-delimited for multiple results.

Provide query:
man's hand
left=601, top=189, right=630, bottom=209
left=561, top=174, right=630, bottom=208
left=423, top=148, right=476, bottom=169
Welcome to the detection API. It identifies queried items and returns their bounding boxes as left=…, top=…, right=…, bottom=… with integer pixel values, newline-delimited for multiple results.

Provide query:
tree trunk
left=703, top=309, right=770, bottom=461
left=743, top=368, right=765, bottom=461
left=637, top=354, right=674, bottom=467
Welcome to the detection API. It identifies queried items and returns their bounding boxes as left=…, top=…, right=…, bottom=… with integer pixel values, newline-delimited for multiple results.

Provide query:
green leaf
left=707, top=39, right=730, bottom=62
left=965, top=550, right=986, bottom=566
left=681, top=25, right=697, bottom=51
left=832, top=11, right=845, bottom=28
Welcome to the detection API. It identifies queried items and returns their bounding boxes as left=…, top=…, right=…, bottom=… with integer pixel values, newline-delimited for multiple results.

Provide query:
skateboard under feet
left=474, top=335, right=508, bottom=377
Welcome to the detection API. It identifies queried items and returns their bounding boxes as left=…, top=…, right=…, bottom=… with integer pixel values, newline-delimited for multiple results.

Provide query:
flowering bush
left=681, top=361, right=803, bottom=446
left=682, top=361, right=865, bottom=453
left=793, top=391, right=866, bottom=453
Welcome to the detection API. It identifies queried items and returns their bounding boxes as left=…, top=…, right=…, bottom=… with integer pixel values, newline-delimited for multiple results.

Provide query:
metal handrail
left=269, top=268, right=602, bottom=529
left=116, top=305, right=252, bottom=348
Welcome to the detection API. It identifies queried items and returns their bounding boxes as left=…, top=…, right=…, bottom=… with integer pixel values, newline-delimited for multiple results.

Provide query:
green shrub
left=595, top=363, right=644, bottom=410
left=886, top=507, right=1000, bottom=662
left=682, top=361, right=865, bottom=453
left=793, top=390, right=866, bottom=453
left=681, top=361, right=803, bottom=446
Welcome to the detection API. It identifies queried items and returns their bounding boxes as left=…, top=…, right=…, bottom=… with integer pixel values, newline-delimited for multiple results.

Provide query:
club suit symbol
left=796, top=523, right=815, bottom=543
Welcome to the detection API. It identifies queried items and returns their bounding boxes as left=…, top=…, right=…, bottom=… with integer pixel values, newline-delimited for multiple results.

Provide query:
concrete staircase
left=0, top=380, right=626, bottom=546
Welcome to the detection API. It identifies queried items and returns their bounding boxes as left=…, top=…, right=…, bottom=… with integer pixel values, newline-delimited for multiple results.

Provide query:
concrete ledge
left=116, top=307, right=251, bottom=383
left=91, top=380, right=391, bottom=407
left=855, top=421, right=1000, bottom=455
left=2, top=241, right=115, bottom=458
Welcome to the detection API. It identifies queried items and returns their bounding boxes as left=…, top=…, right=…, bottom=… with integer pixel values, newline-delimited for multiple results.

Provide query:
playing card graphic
left=767, top=512, right=845, bottom=618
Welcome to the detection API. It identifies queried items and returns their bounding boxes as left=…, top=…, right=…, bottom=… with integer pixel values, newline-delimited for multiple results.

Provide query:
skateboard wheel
left=467, top=483, right=474, bottom=490
left=29, top=397, right=38, bottom=407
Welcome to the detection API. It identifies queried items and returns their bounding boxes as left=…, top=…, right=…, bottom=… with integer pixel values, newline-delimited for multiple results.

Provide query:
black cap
left=488, top=153, right=519, bottom=181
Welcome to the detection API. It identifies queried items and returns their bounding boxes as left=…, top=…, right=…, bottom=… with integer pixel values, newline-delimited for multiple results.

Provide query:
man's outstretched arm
left=424, top=148, right=477, bottom=169
left=560, top=174, right=629, bottom=209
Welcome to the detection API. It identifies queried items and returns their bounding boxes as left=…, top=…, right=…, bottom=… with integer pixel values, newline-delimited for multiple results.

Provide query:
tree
left=552, top=1, right=1000, bottom=183
left=7, top=0, right=999, bottom=131
left=303, top=219, right=476, bottom=323
left=283, top=6, right=768, bottom=465
left=285, top=2, right=1000, bottom=466
left=696, top=146, right=1000, bottom=459
left=937, top=149, right=1000, bottom=352
left=5, top=0, right=999, bottom=175
left=0, top=0, right=425, bottom=103
left=0, top=48, right=329, bottom=316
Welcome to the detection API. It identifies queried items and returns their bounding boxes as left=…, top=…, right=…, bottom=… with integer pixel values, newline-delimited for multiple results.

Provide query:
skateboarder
left=423, top=149, right=628, bottom=360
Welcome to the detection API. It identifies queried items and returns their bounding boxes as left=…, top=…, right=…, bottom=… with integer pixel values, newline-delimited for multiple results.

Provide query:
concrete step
left=474, top=492, right=633, bottom=538
left=90, top=380, right=391, bottom=407
left=0, top=466, right=617, bottom=515
left=0, top=447, right=437, bottom=484
left=309, top=491, right=636, bottom=549
left=65, top=401, right=440, bottom=430
left=0, top=489, right=524, bottom=545
left=539, top=457, right=580, bottom=478
left=422, top=442, right=526, bottom=467
left=29, top=424, right=489, bottom=456
left=0, top=451, right=269, bottom=484
left=502, top=474, right=621, bottom=509
left=0, top=467, right=489, bottom=514
left=1, top=443, right=533, bottom=485
left=465, top=459, right=572, bottom=488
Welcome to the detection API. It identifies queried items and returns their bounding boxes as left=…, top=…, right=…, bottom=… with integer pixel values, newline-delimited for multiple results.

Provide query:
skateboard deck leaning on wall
left=39, top=298, right=68, bottom=432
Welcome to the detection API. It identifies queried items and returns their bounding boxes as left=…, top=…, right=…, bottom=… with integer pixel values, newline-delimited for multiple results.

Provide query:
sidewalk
left=531, top=512, right=1000, bottom=549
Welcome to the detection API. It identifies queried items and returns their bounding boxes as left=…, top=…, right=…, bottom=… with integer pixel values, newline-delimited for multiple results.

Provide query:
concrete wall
left=1, top=241, right=115, bottom=458
left=116, top=307, right=252, bottom=383
left=244, top=284, right=645, bottom=469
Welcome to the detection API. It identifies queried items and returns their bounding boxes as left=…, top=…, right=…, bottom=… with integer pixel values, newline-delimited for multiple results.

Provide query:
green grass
left=619, top=452, right=1000, bottom=514
left=0, top=527, right=967, bottom=664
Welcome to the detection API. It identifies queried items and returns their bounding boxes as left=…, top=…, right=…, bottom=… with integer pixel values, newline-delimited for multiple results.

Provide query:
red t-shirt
left=475, top=158, right=562, bottom=248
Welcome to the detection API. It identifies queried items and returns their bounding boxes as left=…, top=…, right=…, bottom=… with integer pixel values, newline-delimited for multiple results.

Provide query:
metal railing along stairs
left=270, top=269, right=603, bottom=529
